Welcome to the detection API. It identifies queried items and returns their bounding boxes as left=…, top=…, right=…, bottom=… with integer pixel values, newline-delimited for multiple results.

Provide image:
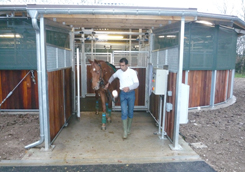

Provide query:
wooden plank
left=215, top=70, right=227, bottom=104
left=0, top=70, right=39, bottom=109
left=48, top=72, right=55, bottom=140
left=227, top=70, right=232, bottom=99
left=65, top=68, right=72, bottom=120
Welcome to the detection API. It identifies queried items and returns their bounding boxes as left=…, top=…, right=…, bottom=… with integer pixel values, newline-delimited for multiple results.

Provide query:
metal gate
left=81, top=51, right=149, bottom=111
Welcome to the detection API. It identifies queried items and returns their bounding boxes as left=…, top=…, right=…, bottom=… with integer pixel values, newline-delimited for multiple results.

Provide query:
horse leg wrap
left=106, top=103, right=109, bottom=113
left=102, top=113, right=107, bottom=124
left=107, top=109, right=112, bottom=123
left=108, top=109, right=111, bottom=117
left=95, top=100, right=99, bottom=114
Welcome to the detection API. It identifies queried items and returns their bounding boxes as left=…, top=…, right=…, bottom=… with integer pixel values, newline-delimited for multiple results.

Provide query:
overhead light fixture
left=158, top=36, right=165, bottom=38
left=196, top=20, right=213, bottom=26
left=98, top=35, right=123, bottom=40
left=0, top=34, right=22, bottom=38
left=166, top=35, right=176, bottom=38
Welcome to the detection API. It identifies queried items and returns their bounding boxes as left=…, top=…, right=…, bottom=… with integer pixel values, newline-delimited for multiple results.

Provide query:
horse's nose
left=93, top=86, right=99, bottom=90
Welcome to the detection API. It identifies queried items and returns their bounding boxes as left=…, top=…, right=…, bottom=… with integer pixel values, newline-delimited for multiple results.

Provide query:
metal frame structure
left=0, top=5, right=244, bottom=151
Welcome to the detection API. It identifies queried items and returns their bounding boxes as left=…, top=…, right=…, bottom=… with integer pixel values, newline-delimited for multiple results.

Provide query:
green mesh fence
left=0, top=18, right=37, bottom=70
left=153, top=23, right=238, bottom=71
left=0, top=18, right=70, bottom=70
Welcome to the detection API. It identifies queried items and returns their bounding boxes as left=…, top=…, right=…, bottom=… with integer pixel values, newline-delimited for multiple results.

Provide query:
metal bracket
left=168, top=91, right=172, bottom=96
left=166, top=103, right=173, bottom=112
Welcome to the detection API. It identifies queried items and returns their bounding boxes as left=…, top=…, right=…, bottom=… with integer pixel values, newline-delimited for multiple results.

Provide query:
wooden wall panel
left=182, top=71, right=186, bottom=83
left=149, top=72, right=176, bottom=141
left=48, top=69, right=71, bottom=140
left=134, top=68, right=146, bottom=106
left=188, top=70, right=212, bottom=107
left=65, top=68, right=72, bottom=120
left=0, top=70, right=38, bottom=109
left=215, top=70, right=228, bottom=104
left=149, top=94, right=159, bottom=120
left=165, top=72, right=176, bottom=140
left=86, top=65, right=94, bottom=94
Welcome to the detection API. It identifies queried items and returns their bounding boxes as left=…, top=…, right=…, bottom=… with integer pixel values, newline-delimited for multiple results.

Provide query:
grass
left=235, top=73, right=245, bottom=78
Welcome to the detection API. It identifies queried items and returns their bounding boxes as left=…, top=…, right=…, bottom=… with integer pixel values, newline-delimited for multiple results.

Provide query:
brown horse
left=88, top=59, right=119, bottom=130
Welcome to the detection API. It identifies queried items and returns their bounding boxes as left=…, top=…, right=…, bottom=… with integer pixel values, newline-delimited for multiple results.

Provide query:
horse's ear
left=94, top=59, right=98, bottom=64
left=88, top=59, right=93, bottom=64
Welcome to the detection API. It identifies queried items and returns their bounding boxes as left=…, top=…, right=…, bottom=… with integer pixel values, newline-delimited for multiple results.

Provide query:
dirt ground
left=0, top=78, right=245, bottom=172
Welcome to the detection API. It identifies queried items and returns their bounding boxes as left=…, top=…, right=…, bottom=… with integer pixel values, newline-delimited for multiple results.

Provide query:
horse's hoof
left=95, top=111, right=99, bottom=115
left=101, top=126, right=106, bottom=130
left=107, top=118, right=112, bottom=123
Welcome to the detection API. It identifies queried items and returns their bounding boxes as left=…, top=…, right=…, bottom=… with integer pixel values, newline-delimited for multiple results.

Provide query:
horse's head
left=88, top=59, right=104, bottom=90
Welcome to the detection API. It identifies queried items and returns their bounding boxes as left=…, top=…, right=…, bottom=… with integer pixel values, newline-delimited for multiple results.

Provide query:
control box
left=152, top=68, right=168, bottom=95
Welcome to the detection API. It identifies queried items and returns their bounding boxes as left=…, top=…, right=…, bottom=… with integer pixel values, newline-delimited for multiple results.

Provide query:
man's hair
left=119, top=58, right=128, bottom=65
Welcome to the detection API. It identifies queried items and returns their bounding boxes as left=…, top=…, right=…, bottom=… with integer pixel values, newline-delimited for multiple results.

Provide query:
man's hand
left=104, top=83, right=109, bottom=90
left=123, top=87, right=130, bottom=92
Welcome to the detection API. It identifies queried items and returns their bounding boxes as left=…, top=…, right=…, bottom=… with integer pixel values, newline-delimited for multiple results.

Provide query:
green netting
left=46, top=30, right=70, bottom=48
left=0, top=18, right=37, bottom=70
left=183, top=23, right=215, bottom=70
left=216, top=27, right=237, bottom=70
left=153, top=23, right=238, bottom=70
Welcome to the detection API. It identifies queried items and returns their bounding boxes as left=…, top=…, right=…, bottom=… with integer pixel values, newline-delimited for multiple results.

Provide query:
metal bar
left=161, top=73, right=168, bottom=139
left=40, top=15, right=50, bottom=150
left=81, top=30, right=87, bottom=98
left=24, top=10, right=45, bottom=149
left=76, top=48, right=80, bottom=118
left=0, top=109, right=39, bottom=112
left=210, top=70, right=217, bottom=107
left=158, top=96, right=162, bottom=136
left=70, top=28, right=76, bottom=114
left=171, top=16, right=185, bottom=150
left=230, top=69, right=235, bottom=98
left=185, top=70, right=189, bottom=84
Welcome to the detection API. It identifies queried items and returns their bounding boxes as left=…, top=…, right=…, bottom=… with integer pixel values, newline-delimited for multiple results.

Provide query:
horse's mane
left=105, top=61, right=117, bottom=72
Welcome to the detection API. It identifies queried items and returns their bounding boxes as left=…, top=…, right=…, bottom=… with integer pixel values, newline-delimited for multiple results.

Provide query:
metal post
left=40, top=15, right=50, bottom=150
left=76, top=48, right=80, bottom=118
left=70, top=28, right=76, bottom=114
left=161, top=72, right=169, bottom=139
left=185, top=70, right=189, bottom=84
left=81, top=28, right=87, bottom=98
left=25, top=10, right=44, bottom=149
left=158, top=96, right=163, bottom=136
left=230, top=69, right=235, bottom=98
left=170, top=16, right=185, bottom=150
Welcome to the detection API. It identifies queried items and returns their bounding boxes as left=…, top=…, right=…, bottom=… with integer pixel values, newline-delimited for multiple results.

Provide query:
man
left=105, top=58, right=139, bottom=139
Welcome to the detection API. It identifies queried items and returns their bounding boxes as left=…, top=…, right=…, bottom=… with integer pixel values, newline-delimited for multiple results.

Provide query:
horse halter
left=92, top=62, right=106, bottom=88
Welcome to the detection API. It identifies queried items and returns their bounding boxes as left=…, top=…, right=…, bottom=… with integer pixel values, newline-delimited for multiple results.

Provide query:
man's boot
left=127, top=118, right=133, bottom=135
left=122, top=119, right=127, bottom=139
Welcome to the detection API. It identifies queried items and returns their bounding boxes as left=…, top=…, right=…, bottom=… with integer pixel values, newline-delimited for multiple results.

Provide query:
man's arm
left=105, top=74, right=116, bottom=89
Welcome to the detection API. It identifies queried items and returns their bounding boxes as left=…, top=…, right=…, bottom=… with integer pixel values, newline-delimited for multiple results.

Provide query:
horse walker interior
left=74, top=27, right=186, bottom=151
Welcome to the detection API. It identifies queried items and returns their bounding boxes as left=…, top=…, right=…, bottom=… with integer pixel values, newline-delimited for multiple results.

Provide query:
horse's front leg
left=95, top=90, right=99, bottom=115
left=100, top=91, right=107, bottom=130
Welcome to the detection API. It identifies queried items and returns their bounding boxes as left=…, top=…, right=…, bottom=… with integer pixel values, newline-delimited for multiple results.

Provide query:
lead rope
left=0, top=70, right=35, bottom=108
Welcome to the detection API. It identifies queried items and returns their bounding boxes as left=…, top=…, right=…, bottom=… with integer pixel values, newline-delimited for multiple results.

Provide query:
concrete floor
left=2, top=111, right=201, bottom=166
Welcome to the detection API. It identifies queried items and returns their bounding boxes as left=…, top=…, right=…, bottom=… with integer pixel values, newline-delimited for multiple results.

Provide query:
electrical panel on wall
left=152, top=68, right=168, bottom=95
